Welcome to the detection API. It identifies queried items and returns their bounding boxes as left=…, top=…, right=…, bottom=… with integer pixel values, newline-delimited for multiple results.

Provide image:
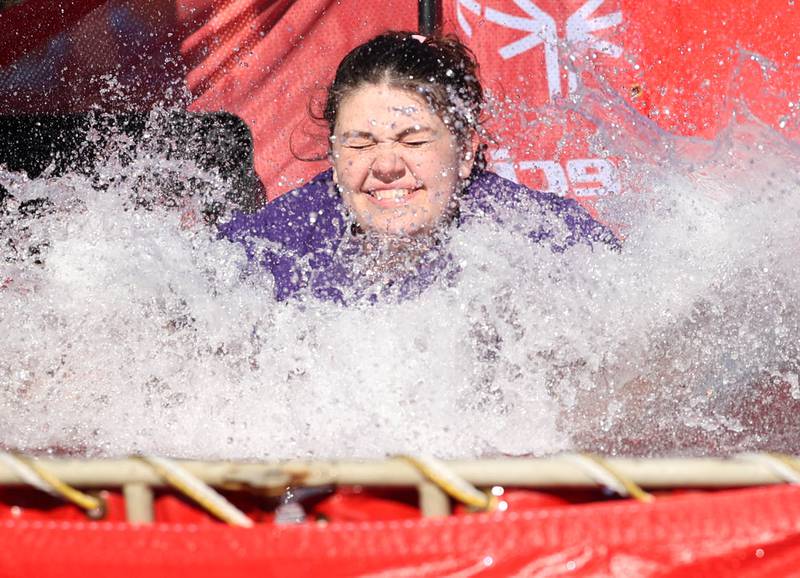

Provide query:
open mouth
left=364, top=187, right=423, bottom=207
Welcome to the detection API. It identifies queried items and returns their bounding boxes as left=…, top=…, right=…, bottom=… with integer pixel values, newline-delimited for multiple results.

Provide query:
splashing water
left=1, top=107, right=799, bottom=460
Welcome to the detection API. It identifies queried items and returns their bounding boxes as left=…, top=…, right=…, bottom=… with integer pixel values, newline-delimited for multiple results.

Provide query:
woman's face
left=330, top=83, right=474, bottom=236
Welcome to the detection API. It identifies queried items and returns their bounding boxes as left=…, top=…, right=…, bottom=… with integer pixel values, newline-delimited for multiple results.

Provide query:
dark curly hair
left=319, top=31, right=487, bottom=171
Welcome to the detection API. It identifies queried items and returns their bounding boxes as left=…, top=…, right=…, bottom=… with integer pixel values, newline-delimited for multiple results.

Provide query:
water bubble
left=3, top=84, right=800, bottom=460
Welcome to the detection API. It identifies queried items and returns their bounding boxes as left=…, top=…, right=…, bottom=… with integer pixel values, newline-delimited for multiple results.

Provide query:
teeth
left=372, top=189, right=411, bottom=200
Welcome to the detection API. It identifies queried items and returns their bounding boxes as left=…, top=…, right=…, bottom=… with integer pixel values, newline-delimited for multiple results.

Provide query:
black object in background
left=0, top=111, right=265, bottom=215
left=418, top=0, right=442, bottom=35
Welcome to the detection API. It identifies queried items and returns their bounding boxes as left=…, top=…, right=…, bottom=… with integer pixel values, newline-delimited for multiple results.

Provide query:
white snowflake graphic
left=456, top=0, right=623, bottom=100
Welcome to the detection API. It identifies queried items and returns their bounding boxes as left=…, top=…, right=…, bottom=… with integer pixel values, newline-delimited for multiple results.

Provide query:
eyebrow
left=396, top=125, right=434, bottom=139
left=339, top=126, right=435, bottom=140
left=339, top=130, right=374, bottom=140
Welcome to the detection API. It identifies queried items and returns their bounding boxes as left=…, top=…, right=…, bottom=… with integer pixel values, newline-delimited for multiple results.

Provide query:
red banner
left=444, top=0, right=800, bottom=207
left=1, top=0, right=797, bottom=201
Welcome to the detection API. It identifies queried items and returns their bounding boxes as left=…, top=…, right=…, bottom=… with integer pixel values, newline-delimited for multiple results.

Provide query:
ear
left=458, top=132, right=480, bottom=180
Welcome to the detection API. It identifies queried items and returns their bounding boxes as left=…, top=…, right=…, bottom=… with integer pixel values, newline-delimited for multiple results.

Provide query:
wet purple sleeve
left=465, top=171, right=621, bottom=251
left=217, top=170, right=346, bottom=300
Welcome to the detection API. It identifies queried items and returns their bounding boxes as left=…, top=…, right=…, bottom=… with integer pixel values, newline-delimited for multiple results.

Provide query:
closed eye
left=345, top=142, right=375, bottom=150
left=402, top=140, right=431, bottom=147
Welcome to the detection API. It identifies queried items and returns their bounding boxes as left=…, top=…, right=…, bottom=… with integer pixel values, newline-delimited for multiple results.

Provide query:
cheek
left=340, top=189, right=362, bottom=214
left=425, top=186, right=450, bottom=203
left=421, top=164, right=459, bottom=200
left=332, top=153, right=363, bottom=183
left=427, top=145, right=462, bottom=181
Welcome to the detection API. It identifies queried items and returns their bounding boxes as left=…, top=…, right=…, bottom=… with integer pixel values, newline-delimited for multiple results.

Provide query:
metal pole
left=1, top=457, right=799, bottom=489
left=418, top=0, right=442, bottom=36
left=123, top=483, right=155, bottom=524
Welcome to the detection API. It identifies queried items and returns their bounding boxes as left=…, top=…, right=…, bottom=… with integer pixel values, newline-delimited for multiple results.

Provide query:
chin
left=354, top=208, right=429, bottom=237
left=369, top=222, right=426, bottom=237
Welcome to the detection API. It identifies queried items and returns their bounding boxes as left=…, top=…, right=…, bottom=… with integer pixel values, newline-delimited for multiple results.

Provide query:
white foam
left=1, top=113, right=799, bottom=459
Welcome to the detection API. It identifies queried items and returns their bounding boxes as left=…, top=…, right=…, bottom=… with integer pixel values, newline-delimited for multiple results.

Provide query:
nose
left=369, top=147, right=406, bottom=183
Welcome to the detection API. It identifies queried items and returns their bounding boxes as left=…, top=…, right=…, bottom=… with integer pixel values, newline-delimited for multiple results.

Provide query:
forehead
left=335, top=83, right=443, bottom=132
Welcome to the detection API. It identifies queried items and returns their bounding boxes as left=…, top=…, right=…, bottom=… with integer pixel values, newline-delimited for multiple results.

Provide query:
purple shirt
left=219, top=170, right=618, bottom=303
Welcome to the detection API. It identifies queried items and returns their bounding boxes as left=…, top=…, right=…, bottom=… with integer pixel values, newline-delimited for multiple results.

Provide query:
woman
left=220, top=31, right=617, bottom=304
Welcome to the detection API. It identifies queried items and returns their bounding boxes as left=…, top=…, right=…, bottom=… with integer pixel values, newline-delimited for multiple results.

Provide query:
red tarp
left=2, top=485, right=800, bottom=577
